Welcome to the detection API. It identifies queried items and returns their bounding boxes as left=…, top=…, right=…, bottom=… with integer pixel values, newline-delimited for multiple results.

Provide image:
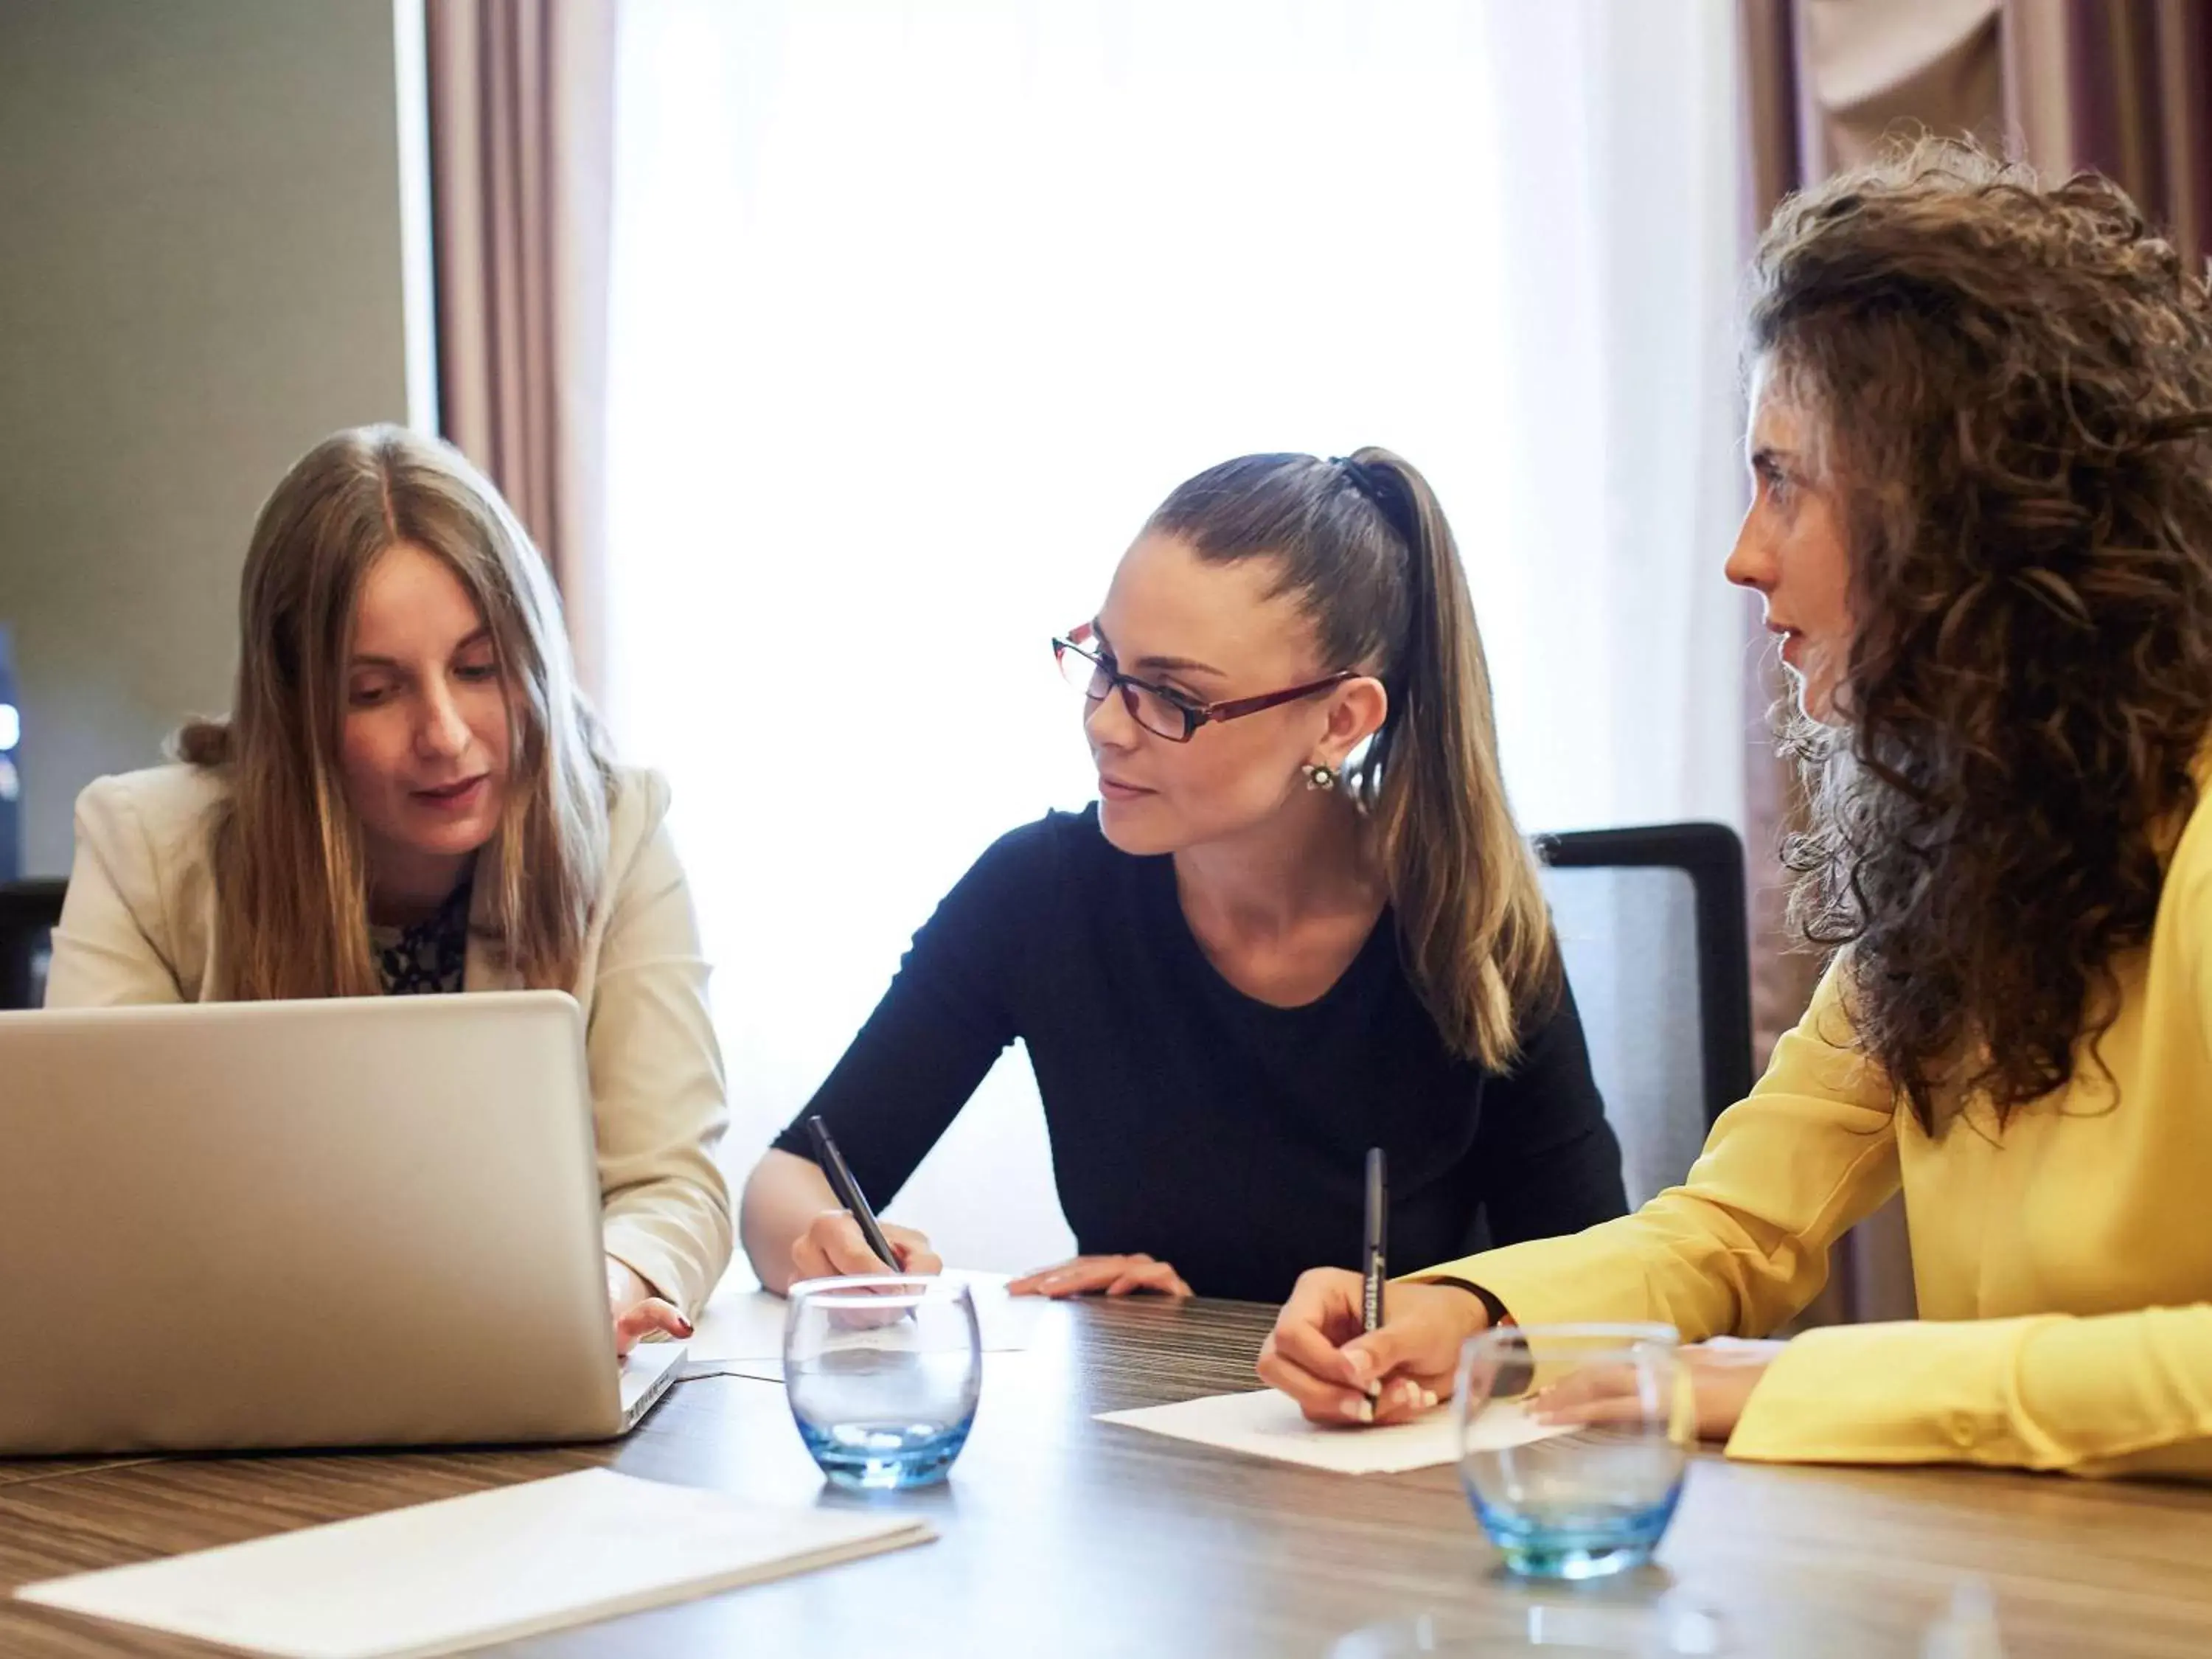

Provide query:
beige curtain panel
left=425, top=0, right=618, bottom=700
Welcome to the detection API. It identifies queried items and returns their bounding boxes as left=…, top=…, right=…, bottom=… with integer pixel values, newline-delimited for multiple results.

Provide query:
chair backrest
left=0, top=880, right=66, bottom=1010
left=1535, top=824, right=1751, bottom=1208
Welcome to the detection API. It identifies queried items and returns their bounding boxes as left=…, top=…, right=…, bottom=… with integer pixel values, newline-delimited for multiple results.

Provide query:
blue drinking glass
left=1454, top=1324, right=1693, bottom=1581
left=784, top=1275, right=981, bottom=1490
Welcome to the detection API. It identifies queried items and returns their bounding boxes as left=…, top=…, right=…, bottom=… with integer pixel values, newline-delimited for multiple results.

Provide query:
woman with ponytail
left=740, top=448, right=1625, bottom=1306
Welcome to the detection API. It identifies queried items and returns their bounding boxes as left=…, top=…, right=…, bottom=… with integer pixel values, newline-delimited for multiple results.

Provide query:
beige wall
left=0, top=0, right=421, bottom=874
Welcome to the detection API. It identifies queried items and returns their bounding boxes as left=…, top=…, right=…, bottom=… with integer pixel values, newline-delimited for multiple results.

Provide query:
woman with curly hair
left=1258, top=138, right=2212, bottom=1479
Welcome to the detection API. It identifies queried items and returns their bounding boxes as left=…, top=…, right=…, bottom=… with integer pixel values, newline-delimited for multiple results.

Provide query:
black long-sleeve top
left=775, top=806, right=1626, bottom=1304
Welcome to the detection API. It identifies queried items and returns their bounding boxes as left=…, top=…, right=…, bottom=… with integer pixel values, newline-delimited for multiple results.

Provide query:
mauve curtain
left=425, top=0, right=617, bottom=700
left=2006, top=0, right=2212, bottom=268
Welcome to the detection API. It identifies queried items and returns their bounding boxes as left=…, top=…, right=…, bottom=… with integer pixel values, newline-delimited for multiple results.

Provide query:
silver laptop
left=0, top=991, right=684, bottom=1455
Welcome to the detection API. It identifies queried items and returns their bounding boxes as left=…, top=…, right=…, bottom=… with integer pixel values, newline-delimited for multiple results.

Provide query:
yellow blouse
left=1426, top=802, right=2212, bottom=1480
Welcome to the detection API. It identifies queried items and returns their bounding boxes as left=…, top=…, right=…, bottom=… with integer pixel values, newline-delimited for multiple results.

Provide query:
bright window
left=607, top=0, right=1747, bottom=1269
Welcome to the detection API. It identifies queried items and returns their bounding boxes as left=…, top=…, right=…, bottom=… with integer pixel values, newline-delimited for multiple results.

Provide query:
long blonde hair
left=1145, top=448, right=1559, bottom=1069
left=178, top=425, right=614, bottom=999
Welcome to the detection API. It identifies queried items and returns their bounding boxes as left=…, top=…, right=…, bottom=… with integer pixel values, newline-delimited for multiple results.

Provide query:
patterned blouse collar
left=369, top=877, right=473, bottom=996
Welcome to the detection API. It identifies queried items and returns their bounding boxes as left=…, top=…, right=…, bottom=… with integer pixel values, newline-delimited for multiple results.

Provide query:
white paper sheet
left=14, top=1470, right=933, bottom=1659
left=681, top=1266, right=1047, bottom=1380
left=1096, top=1388, right=1569, bottom=1474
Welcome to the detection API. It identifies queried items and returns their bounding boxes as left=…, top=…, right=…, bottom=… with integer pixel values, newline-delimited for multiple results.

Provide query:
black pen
left=807, top=1114, right=901, bottom=1271
left=1362, top=1146, right=1388, bottom=1357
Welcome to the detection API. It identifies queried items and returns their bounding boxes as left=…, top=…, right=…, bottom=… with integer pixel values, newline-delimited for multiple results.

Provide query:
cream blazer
left=44, top=762, right=734, bottom=1316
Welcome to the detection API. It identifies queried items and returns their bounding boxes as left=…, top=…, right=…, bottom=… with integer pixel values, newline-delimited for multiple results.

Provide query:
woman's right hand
left=790, top=1210, right=945, bottom=1283
left=1256, top=1268, right=1492, bottom=1426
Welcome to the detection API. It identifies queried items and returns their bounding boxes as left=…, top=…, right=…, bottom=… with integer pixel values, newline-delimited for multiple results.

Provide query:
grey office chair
left=0, top=879, right=66, bottom=1009
left=1535, top=824, right=1752, bottom=1208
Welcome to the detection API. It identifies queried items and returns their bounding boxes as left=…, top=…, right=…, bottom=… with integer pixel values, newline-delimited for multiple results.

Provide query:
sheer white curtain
left=605, top=0, right=1748, bottom=1272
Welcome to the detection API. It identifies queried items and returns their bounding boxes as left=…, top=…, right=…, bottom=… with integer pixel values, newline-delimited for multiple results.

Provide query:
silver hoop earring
left=1302, top=762, right=1337, bottom=792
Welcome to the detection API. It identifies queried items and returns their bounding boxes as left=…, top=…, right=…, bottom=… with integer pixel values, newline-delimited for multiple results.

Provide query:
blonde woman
left=46, top=425, right=731, bottom=1351
left=741, top=448, right=1626, bottom=1307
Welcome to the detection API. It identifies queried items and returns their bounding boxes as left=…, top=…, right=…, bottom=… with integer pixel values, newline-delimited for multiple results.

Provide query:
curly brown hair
left=1752, top=138, right=2212, bottom=1134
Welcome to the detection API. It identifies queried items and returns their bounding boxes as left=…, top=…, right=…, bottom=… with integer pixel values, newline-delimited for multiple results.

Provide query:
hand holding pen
left=790, top=1115, right=945, bottom=1284
left=1253, top=1144, right=1492, bottom=1426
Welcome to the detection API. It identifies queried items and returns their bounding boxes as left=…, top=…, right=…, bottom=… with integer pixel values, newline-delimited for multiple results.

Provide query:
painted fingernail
left=1341, top=1397, right=1366, bottom=1422
left=1397, top=1380, right=1422, bottom=1407
left=1346, top=1349, right=1374, bottom=1383
left=1421, top=1388, right=1439, bottom=1410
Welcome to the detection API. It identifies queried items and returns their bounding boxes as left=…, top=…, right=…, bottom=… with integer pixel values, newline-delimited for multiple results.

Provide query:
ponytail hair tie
left=1330, top=454, right=1416, bottom=550
left=1330, top=455, right=1388, bottom=507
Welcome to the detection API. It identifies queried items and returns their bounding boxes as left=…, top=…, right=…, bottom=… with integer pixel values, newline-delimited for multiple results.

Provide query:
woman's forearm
left=739, top=1148, right=842, bottom=1294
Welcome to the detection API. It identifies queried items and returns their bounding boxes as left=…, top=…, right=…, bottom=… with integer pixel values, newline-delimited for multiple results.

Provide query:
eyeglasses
left=1051, top=622, right=1356, bottom=743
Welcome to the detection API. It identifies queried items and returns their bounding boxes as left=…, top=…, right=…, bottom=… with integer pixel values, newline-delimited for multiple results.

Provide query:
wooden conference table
left=1, top=1298, right=2208, bottom=1658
